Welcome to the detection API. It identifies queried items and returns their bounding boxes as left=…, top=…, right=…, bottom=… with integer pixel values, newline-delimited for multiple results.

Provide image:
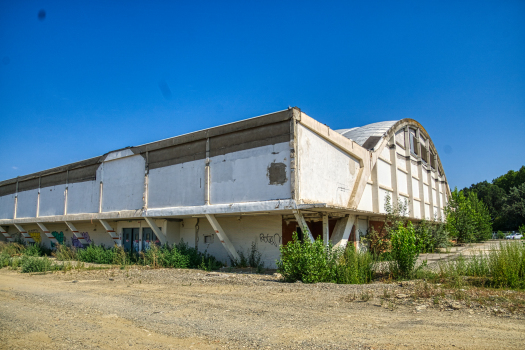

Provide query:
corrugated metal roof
left=335, top=120, right=398, bottom=149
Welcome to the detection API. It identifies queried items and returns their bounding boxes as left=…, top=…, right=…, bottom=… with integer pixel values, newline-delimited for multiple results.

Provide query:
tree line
left=461, top=165, right=525, bottom=232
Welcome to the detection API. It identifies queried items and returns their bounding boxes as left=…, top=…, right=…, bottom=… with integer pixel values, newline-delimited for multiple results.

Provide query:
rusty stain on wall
left=267, top=162, right=287, bottom=185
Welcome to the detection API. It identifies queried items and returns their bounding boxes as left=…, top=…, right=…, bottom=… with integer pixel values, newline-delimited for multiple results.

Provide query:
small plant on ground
left=389, top=221, right=421, bottom=279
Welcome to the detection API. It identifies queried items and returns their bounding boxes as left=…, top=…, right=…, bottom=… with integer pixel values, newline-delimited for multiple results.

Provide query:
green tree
left=445, top=188, right=475, bottom=243
left=468, top=192, right=493, bottom=242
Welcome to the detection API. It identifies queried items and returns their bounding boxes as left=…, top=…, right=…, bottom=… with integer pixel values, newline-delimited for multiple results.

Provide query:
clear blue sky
left=1, top=0, right=524, bottom=190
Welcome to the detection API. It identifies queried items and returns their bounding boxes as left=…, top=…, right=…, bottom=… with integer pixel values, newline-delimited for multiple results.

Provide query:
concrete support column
left=293, top=210, right=314, bottom=242
left=322, top=214, right=329, bottom=246
left=36, top=222, right=59, bottom=245
left=371, top=163, right=379, bottom=213
left=330, top=215, right=356, bottom=249
left=65, top=221, right=90, bottom=246
left=0, top=226, right=14, bottom=242
left=389, top=137, right=399, bottom=205
left=99, top=219, right=121, bottom=246
left=14, top=224, right=35, bottom=244
left=404, top=127, right=414, bottom=217
left=205, top=214, right=240, bottom=262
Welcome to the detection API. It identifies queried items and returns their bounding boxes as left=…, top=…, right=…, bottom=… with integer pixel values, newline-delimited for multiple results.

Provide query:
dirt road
left=0, top=267, right=524, bottom=350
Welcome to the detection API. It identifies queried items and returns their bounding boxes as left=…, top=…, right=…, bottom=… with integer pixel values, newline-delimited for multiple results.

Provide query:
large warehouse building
left=0, top=108, right=450, bottom=267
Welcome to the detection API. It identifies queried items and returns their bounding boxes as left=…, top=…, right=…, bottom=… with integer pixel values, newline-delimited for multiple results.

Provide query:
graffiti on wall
left=51, top=231, right=65, bottom=246
left=72, top=232, right=92, bottom=248
left=28, top=229, right=41, bottom=243
left=260, top=233, right=282, bottom=247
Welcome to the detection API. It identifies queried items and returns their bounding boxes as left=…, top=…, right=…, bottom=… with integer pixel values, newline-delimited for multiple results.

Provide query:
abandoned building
left=0, top=108, right=451, bottom=267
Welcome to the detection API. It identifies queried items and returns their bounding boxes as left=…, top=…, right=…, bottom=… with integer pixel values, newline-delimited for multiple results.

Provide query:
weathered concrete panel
left=357, top=183, right=373, bottom=212
left=16, top=189, right=38, bottom=218
left=379, top=188, right=392, bottom=214
left=432, top=188, right=437, bottom=204
left=298, top=125, right=360, bottom=207
left=39, top=185, right=65, bottom=217
left=380, top=146, right=390, bottom=162
left=183, top=215, right=282, bottom=268
left=102, top=155, right=145, bottom=212
left=148, top=159, right=205, bottom=208
left=67, top=180, right=100, bottom=214
left=210, top=142, right=290, bottom=204
left=412, top=178, right=420, bottom=200
left=0, top=194, right=15, bottom=219
left=413, top=199, right=421, bottom=219
left=377, top=159, right=392, bottom=188
left=425, top=203, right=431, bottom=220
left=397, top=170, right=408, bottom=195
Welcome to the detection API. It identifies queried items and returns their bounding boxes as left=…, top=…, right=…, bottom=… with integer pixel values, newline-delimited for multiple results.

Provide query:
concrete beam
left=144, top=217, right=167, bottom=245
left=293, top=210, right=314, bottom=242
left=205, top=214, right=240, bottom=262
left=64, top=221, right=90, bottom=246
left=36, top=222, right=59, bottom=245
left=0, top=226, right=14, bottom=242
left=14, top=224, right=35, bottom=244
left=330, top=215, right=356, bottom=249
left=99, top=219, right=121, bottom=246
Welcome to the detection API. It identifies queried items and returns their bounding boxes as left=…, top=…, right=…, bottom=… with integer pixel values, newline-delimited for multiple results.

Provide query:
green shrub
left=24, top=243, right=51, bottom=257
left=175, top=240, right=222, bottom=270
left=20, top=256, right=60, bottom=273
left=335, top=244, right=374, bottom=284
left=497, top=231, right=505, bottom=239
left=141, top=244, right=189, bottom=268
left=53, top=244, right=77, bottom=261
left=76, top=244, right=119, bottom=264
left=0, top=251, right=10, bottom=267
left=230, top=242, right=264, bottom=270
left=0, top=242, right=26, bottom=256
left=390, top=221, right=420, bottom=279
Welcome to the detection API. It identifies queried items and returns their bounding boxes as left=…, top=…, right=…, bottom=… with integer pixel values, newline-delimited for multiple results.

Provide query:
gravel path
left=0, top=267, right=524, bottom=349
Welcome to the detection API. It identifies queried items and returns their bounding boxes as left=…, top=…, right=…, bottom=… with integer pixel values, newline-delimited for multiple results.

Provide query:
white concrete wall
left=377, top=159, right=392, bottom=189
left=181, top=215, right=282, bottom=268
left=16, top=189, right=38, bottom=218
left=397, top=153, right=407, bottom=171
left=425, top=203, right=431, bottom=220
left=413, top=199, right=421, bottom=219
left=67, top=180, right=100, bottom=214
left=412, top=178, right=420, bottom=200
left=210, top=142, right=291, bottom=204
left=39, top=184, right=65, bottom=217
left=0, top=194, right=15, bottom=219
left=380, top=147, right=390, bottom=162
left=379, top=188, right=392, bottom=214
left=298, top=125, right=360, bottom=206
left=397, top=170, right=408, bottom=195
left=102, top=155, right=145, bottom=212
left=357, top=183, right=373, bottom=212
left=148, top=159, right=205, bottom=208
left=423, top=184, right=430, bottom=203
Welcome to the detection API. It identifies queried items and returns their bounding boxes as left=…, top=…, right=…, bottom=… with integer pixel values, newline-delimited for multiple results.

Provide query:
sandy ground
left=1, top=265, right=524, bottom=350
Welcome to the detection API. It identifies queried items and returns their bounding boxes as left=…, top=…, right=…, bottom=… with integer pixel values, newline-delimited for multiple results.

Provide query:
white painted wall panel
left=425, top=203, right=431, bottom=220
left=379, top=188, right=392, bottom=214
left=380, top=146, right=390, bottom=162
left=39, top=185, right=65, bottom=217
left=67, top=181, right=100, bottom=214
left=432, top=188, right=437, bottom=204
left=16, top=189, right=38, bottom=218
left=102, top=155, right=145, bottom=212
left=397, top=154, right=406, bottom=171
left=399, top=194, right=409, bottom=214
left=0, top=194, right=15, bottom=219
left=411, top=161, right=418, bottom=175
left=298, top=125, right=360, bottom=207
left=412, top=178, right=420, bottom=199
left=434, top=206, right=439, bottom=218
left=413, top=199, right=421, bottom=219
left=357, top=183, right=373, bottom=212
left=423, top=184, right=430, bottom=203
left=377, top=159, right=392, bottom=188
left=397, top=170, right=408, bottom=195
left=211, top=142, right=291, bottom=204
left=148, top=159, right=205, bottom=208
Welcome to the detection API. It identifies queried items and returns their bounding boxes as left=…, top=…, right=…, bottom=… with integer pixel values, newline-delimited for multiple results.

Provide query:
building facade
left=0, top=108, right=450, bottom=267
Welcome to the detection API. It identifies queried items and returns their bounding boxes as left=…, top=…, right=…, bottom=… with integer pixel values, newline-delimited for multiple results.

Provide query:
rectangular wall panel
left=148, top=159, right=206, bottom=208
left=413, top=199, right=421, bottom=219
left=67, top=181, right=100, bottom=214
left=102, top=155, right=145, bottom=212
left=425, top=203, right=431, bottom=220
left=16, top=189, right=38, bottom=218
left=377, top=159, right=392, bottom=188
left=298, top=125, right=360, bottom=207
left=210, top=142, right=291, bottom=204
left=379, top=188, right=393, bottom=214
left=397, top=170, right=408, bottom=195
left=38, top=185, right=65, bottom=217
left=423, top=184, right=430, bottom=203
left=357, top=183, right=373, bottom=212
left=0, top=194, right=15, bottom=219
left=412, top=178, right=420, bottom=199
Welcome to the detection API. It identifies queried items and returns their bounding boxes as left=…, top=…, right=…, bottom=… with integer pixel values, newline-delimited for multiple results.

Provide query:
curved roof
left=335, top=120, right=398, bottom=150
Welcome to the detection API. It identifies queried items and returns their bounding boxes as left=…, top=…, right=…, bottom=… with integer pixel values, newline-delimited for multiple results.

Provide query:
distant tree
left=468, top=192, right=493, bottom=242
left=445, top=188, right=475, bottom=243
left=502, top=183, right=525, bottom=230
